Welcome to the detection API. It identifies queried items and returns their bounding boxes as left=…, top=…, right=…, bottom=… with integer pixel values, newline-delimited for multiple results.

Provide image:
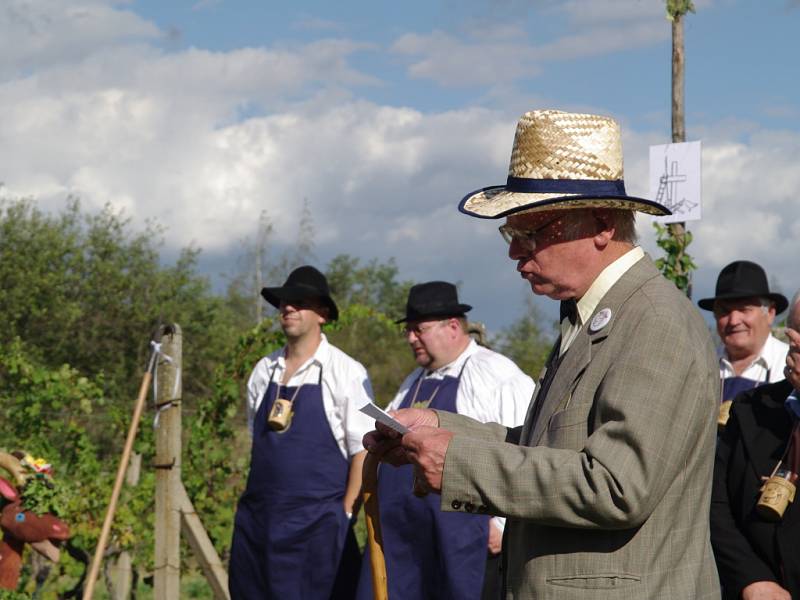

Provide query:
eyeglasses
left=498, top=215, right=562, bottom=251
left=402, top=320, right=447, bottom=338
left=279, top=298, right=320, bottom=310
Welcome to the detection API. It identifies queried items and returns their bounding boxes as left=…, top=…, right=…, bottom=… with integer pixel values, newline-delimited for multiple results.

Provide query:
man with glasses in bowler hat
left=229, top=265, right=377, bottom=600
left=355, top=281, right=534, bottom=600
left=698, top=260, right=789, bottom=429
left=363, top=110, right=721, bottom=599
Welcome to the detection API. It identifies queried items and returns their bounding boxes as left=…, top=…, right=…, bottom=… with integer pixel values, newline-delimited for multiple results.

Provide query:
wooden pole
left=669, top=8, right=691, bottom=297
left=154, top=324, right=182, bottom=599
left=83, top=348, right=157, bottom=600
left=671, top=12, right=685, bottom=145
left=362, top=453, right=388, bottom=600
left=178, top=483, right=230, bottom=600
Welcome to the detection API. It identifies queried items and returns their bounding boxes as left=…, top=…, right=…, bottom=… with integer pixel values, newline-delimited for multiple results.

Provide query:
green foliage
left=491, top=298, right=554, bottom=379
left=0, top=338, right=124, bottom=594
left=0, top=197, right=240, bottom=592
left=0, top=196, right=241, bottom=403
left=325, top=304, right=417, bottom=407
left=653, top=222, right=698, bottom=295
left=326, top=255, right=413, bottom=319
left=666, top=0, right=695, bottom=19
left=19, top=473, right=67, bottom=516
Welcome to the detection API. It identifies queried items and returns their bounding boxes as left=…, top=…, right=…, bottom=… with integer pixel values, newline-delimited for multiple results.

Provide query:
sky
left=1, top=0, right=799, bottom=335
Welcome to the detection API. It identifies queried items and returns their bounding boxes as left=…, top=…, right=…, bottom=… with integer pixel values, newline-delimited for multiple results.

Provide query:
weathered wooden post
left=153, top=324, right=182, bottom=599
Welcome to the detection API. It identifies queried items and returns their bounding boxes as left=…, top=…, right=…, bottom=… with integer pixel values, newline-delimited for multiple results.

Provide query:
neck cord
left=408, top=371, right=443, bottom=408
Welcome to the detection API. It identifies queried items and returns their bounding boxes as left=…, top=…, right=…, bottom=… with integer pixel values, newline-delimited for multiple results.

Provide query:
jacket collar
left=526, top=255, right=662, bottom=446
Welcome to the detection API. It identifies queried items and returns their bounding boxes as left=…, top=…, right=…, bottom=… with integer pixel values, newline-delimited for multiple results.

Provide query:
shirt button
left=464, top=502, right=475, bottom=513
left=451, top=500, right=462, bottom=510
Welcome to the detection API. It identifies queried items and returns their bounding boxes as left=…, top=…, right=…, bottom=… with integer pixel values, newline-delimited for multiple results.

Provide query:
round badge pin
left=589, top=308, right=612, bottom=333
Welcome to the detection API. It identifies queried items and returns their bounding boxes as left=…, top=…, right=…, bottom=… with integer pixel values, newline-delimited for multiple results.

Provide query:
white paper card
left=359, top=403, right=409, bottom=435
left=649, top=140, right=702, bottom=223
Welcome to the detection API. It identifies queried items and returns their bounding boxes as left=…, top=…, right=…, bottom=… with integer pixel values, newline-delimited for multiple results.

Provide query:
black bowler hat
left=397, top=281, right=472, bottom=323
left=698, top=260, right=788, bottom=314
left=261, top=265, right=339, bottom=321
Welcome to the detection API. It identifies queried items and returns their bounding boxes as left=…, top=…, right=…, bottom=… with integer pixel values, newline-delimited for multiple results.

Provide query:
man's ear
left=315, top=305, right=330, bottom=325
left=591, top=211, right=615, bottom=249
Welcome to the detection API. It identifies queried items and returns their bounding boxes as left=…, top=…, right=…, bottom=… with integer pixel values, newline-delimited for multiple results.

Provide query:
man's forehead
left=506, top=209, right=569, bottom=227
left=406, top=317, right=448, bottom=326
left=714, top=297, right=765, bottom=312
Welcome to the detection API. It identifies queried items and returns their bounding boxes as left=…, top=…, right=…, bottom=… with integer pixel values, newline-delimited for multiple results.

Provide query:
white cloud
left=392, top=29, right=542, bottom=87
left=391, top=2, right=671, bottom=88
left=0, top=0, right=159, bottom=78
left=1, top=0, right=796, bottom=332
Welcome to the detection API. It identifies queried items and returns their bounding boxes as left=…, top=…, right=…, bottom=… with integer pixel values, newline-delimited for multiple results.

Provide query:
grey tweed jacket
left=437, top=255, right=721, bottom=600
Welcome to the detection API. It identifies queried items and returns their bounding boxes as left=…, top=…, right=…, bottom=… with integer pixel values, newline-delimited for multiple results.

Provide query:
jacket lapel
left=528, top=255, right=661, bottom=446
left=738, top=380, right=795, bottom=481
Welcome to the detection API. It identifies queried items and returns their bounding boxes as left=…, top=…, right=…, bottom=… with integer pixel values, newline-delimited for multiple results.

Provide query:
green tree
left=0, top=196, right=240, bottom=403
left=0, top=338, right=151, bottom=596
left=325, top=304, right=416, bottom=407
left=0, top=196, right=243, bottom=594
left=491, top=298, right=553, bottom=379
left=325, top=255, right=413, bottom=318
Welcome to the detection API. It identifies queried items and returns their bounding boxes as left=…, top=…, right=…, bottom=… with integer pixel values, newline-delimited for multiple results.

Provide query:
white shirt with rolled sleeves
left=718, top=333, right=789, bottom=385
left=247, top=334, right=376, bottom=460
left=388, top=339, right=536, bottom=530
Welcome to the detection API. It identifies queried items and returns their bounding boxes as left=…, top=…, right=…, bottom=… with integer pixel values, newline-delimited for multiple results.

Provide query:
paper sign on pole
left=649, top=141, right=702, bottom=223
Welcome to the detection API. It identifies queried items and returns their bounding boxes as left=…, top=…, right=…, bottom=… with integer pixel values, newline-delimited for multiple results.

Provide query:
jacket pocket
left=547, top=404, right=589, bottom=431
left=547, top=573, right=641, bottom=590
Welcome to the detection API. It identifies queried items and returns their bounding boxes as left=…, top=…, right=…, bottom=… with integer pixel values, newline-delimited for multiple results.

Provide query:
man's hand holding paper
left=362, top=407, right=453, bottom=493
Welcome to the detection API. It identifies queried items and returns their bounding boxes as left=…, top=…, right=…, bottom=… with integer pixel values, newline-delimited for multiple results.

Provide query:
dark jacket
left=710, top=379, right=800, bottom=599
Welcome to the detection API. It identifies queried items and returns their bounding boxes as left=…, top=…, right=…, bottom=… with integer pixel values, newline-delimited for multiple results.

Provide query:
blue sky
left=1, top=0, right=798, bottom=333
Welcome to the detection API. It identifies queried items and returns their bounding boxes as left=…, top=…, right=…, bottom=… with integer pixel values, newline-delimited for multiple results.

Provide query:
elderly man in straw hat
left=364, top=109, right=721, bottom=599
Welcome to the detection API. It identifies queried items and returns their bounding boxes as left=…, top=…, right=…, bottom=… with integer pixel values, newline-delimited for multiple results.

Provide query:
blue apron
left=722, top=370, right=771, bottom=403
left=356, top=360, right=490, bottom=600
left=230, top=365, right=360, bottom=600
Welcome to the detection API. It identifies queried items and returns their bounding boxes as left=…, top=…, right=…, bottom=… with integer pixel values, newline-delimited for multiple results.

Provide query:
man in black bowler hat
left=355, top=281, right=534, bottom=600
left=698, top=260, right=789, bottom=428
left=229, top=265, right=377, bottom=600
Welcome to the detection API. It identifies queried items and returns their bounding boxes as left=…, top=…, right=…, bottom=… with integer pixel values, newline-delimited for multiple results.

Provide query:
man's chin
left=414, top=354, right=432, bottom=368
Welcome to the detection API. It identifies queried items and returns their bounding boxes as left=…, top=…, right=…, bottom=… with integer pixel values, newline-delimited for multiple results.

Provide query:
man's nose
left=727, top=310, right=744, bottom=325
left=280, top=302, right=298, bottom=313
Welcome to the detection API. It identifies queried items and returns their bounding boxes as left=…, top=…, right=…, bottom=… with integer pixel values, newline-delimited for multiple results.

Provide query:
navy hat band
left=506, top=176, right=626, bottom=196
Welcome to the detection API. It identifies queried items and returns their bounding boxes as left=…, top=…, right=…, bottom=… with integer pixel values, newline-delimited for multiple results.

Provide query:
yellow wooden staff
left=362, top=452, right=388, bottom=600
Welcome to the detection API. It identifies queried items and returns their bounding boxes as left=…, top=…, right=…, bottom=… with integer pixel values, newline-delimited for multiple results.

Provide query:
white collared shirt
left=247, top=334, right=376, bottom=459
left=560, top=246, right=645, bottom=355
left=387, top=339, right=535, bottom=428
left=718, top=333, right=789, bottom=384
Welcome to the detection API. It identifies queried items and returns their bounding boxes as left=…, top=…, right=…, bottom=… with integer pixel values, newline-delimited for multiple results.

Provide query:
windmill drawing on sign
left=655, top=156, right=698, bottom=216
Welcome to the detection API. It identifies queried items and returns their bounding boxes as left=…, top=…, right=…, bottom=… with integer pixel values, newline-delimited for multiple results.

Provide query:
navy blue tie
left=560, top=299, right=578, bottom=326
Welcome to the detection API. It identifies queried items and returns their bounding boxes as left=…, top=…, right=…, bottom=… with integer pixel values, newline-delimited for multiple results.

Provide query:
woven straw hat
left=460, top=109, right=671, bottom=219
